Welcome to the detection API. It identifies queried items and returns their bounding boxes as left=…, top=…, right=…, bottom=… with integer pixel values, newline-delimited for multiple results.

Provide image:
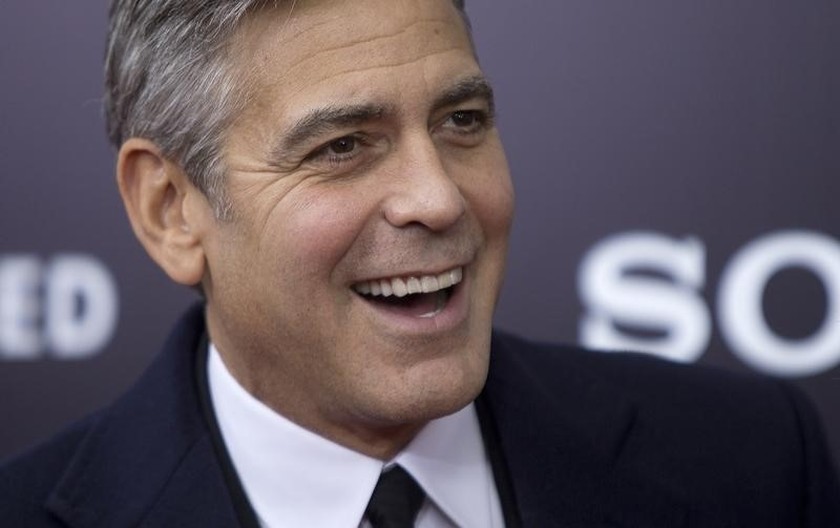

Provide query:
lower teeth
left=418, top=290, right=448, bottom=318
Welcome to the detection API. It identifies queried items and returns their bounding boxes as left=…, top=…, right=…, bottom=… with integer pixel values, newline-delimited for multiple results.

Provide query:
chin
left=376, top=352, right=489, bottom=426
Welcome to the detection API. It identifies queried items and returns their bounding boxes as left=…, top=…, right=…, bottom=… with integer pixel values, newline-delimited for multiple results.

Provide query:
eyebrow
left=272, top=74, right=496, bottom=160
left=432, top=74, right=496, bottom=117
left=275, top=103, right=389, bottom=158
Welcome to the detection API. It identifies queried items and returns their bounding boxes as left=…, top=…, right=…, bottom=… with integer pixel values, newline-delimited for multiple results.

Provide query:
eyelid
left=302, top=132, right=383, bottom=172
left=454, top=96, right=495, bottom=119
left=437, top=93, right=494, bottom=120
left=438, top=108, right=494, bottom=134
left=307, top=133, right=364, bottom=160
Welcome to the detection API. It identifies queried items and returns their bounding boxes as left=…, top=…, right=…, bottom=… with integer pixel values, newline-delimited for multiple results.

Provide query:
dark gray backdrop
left=2, top=2, right=839, bottom=467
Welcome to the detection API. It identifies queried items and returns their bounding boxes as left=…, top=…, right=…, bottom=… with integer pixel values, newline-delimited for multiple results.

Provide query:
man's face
left=201, top=0, right=513, bottom=450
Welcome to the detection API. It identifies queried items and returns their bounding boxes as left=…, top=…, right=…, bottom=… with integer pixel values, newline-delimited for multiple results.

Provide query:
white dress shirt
left=208, top=344, right=505, bottom=528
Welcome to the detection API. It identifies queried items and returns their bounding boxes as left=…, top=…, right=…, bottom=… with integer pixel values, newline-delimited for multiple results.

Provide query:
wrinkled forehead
left=234, top=0, right=469, bottom=46
left=226, top=0, right=477, bottom=121
left=229, top=0, right=473, bottom=92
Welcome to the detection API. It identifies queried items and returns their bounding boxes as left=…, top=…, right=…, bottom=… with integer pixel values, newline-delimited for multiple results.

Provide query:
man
left=1, top=0, right=838, bottom=526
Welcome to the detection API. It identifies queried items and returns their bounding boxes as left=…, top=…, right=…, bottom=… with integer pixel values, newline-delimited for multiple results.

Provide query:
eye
left=443, top=109, right=491, bottom=135
left=327, top=136, right=357, bottom=155
left=306, top=135, right=363, bottom=166
left=450, top=110, right=479, bottom=128
left=438, top=109, right=493, bottom=146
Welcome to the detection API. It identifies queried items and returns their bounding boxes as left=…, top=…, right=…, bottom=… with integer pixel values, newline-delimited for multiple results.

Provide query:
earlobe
left=116, top=138, right=210, bottom=286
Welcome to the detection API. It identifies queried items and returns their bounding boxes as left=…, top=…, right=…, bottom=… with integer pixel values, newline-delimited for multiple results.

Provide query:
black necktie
left=365, top=466, right=426, bottom=528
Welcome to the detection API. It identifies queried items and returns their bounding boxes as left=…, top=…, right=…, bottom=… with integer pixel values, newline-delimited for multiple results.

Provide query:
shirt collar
left=394, top=403, right=497, bottom=528
left=207, top=342, right=496, bottom=528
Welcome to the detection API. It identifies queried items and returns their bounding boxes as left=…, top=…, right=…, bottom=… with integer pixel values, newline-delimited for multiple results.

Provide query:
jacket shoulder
left=492, top=329, right=797, bottom=416
left=489, top=330, right=840, bottom=525
left=0, top=413, right=100, bottom=526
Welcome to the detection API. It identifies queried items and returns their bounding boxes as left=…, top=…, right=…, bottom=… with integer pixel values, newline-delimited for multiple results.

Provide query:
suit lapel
left=482, top=332, right=689, bottom=527
left=45, top=305, right=241, bottom=528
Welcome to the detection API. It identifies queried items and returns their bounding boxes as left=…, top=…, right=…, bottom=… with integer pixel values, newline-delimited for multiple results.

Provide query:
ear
left=116, top=138, right=213, bottom=287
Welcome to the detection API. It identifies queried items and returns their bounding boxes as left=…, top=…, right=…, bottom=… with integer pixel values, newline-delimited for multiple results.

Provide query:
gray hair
left=105, top=0, right=470, bottom=219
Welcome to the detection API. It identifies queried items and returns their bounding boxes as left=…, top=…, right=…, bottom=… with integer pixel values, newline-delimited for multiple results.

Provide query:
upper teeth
left=354, top=267, right=463, bottom=298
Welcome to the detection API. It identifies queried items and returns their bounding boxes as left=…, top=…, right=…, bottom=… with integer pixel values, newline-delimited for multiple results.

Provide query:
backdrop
left=2, top=2, right=839, bottom=466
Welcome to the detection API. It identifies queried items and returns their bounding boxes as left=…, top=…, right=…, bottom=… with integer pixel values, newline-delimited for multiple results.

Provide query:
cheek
left=461, top=147, right=515, bottom=242
left=269, top=187, right=375, bottom=282
left=485, top=172, right=515, bottom=238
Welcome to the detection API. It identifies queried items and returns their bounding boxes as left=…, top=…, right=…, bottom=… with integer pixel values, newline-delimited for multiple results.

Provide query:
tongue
left=369, top=291, right=444, bottom=318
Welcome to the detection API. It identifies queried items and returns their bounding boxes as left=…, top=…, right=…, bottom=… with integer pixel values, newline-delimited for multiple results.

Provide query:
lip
left=352, top=266, right=470, bottom=336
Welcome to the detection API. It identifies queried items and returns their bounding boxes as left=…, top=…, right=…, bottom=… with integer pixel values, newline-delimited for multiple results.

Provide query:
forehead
left=229, top=0, right=477, bottom=119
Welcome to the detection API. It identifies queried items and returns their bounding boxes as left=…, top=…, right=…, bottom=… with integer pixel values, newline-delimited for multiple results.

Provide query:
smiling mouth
left=352, top=267, right=463, bottom=318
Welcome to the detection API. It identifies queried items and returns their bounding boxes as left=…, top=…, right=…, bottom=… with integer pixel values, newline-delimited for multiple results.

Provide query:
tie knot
left=365, top=465, right=426, bottom=528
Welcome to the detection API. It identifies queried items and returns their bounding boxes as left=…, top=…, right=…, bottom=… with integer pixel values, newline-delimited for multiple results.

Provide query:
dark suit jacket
left=1, top=305, right=838, bottom=527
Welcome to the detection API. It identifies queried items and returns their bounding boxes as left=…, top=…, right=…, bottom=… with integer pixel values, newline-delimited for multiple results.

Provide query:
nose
left=382, top=135, right=466, bottom=232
